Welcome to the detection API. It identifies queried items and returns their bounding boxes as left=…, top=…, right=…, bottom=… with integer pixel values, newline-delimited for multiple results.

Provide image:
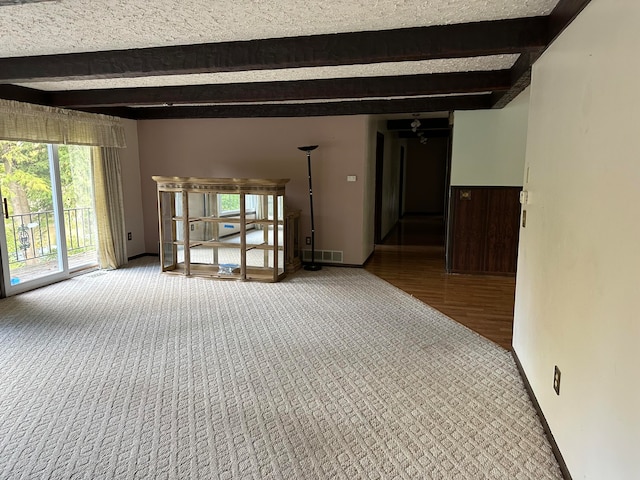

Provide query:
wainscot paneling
left=447, top=186, right=521, bottom=275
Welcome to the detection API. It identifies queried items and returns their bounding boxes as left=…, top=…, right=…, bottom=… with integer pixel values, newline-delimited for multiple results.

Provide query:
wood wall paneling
left=449, top=186, right=521, bottom=274
left=451, top=188, right=488, bottom=272
left=484, top=188, right=521, bottom=273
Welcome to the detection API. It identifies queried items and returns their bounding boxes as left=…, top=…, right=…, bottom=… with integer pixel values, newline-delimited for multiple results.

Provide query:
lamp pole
left=298, top=145, right=321, bottom=271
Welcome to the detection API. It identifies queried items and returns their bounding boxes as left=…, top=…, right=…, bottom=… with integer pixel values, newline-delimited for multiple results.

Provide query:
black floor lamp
left=298, top=145, right=321, bottom=271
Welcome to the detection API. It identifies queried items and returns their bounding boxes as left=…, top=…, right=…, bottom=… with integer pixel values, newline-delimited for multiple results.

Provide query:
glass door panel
left=58, top=145, right=97, bottom=272
left=0, top=141, right=64, bottom=292
left=159, top=191, right=177, bottom=271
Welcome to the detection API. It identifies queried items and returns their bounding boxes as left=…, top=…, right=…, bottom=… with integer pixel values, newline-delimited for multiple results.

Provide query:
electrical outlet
left=553, top=366, right=561, bottom=395
left=190, top=224, right=195, bottom=231
left=127, top=232, right=132, bottom=241
left=305, top=236, right=311, bottom=245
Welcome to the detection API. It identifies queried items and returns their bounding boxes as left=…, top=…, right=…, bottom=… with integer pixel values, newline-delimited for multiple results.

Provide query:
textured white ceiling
left=1, top=0, right=559, bottom=58
left=19, top=55, right=519, bottom=91
left=1, top=0, right=556, bottom=112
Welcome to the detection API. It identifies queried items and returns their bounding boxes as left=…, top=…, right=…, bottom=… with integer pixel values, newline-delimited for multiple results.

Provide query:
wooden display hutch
left=153, top=176, right=300, bottom=282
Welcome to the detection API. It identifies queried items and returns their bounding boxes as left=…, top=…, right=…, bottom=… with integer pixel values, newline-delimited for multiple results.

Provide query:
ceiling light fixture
left=416, top=131, right=428, bottom=144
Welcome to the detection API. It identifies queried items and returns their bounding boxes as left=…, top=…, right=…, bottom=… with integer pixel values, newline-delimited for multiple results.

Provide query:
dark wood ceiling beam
left=491, top=49, right=543, bottom=108
left=0, top=84, right=52, bottom=105
left=491, top=0, right=593, bottom=109
left=50, top=70, right=510, bottom=108
left=548, top=0, right=593, bottom=43
left=0, top=17, right=548, bottom=83
left=73, top=106, right=139, bottom=119
left=103, top=95, right=491, bottom=120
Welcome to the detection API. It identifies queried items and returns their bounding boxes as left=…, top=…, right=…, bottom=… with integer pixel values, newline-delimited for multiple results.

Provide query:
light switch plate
left=519, top=190, right=528, bottom=204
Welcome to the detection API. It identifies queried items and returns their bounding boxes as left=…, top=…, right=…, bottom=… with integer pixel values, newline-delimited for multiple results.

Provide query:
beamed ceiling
left=0, top=0, right=592, bottom=120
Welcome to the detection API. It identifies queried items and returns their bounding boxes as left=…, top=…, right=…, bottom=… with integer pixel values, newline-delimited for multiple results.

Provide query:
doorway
left=380, top=135, right=450, bottom=249
left=374, top=132, right=385, bottom=244
left=0, top=141, right=98, bottom=296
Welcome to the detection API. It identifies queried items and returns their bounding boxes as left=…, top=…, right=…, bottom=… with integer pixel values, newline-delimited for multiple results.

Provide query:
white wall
left=451, top=87, right=530, bottom=186
left=363, top=119, right=376, bottom=259
left=513, top=1, right=640, bottom=479
left=373, top=120, right=405, bottom=239
left=380, top=128, right=402, bottom=239
left=119, top=119, right=145, bottom=257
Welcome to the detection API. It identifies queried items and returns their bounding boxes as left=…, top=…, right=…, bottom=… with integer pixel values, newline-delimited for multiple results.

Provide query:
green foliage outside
left=220, top=194, right=240, bottom=212
left=59, top=144, right=94, bottom=210
left=0, top=141, right=50, bottom=213
left=1, top=141, right=96, bottom=269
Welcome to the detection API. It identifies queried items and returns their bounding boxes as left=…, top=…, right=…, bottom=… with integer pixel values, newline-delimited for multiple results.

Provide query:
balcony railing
left=5, top=207, right=96, bottom=264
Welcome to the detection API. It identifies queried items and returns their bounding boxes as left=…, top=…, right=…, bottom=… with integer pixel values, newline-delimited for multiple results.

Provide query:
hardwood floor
left=365, top=215, right=516, bottom=350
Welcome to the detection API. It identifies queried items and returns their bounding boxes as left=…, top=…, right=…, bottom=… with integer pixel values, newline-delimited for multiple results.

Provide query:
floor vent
left=302, top=250, right=343, bottom=264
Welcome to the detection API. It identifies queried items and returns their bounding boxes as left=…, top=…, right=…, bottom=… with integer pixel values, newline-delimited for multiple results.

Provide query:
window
left=219, top=193, right=240, bottom=215
left=218, top=194, right=258, bottom=216
left=0, top=140, right=97, bottom=289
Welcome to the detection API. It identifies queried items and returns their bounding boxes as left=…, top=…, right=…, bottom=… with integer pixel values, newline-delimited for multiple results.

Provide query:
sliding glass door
left=0, top=141, right=97, bottom=296
left=57, top=145, right=98, bottom=272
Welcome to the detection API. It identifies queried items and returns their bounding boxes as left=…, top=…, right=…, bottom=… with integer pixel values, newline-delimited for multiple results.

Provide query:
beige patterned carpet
left=0, top=257, right=562, bottom=479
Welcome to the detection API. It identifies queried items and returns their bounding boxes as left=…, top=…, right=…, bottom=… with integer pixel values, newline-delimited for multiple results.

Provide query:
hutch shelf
left=153, top=176, right=300, bottom=282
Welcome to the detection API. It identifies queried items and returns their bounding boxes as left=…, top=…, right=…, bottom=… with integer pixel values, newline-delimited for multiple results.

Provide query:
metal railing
left=5, top=207, right=96, bottom=264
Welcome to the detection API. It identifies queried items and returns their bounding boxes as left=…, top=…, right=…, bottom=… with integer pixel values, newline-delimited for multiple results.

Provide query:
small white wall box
left=347, top=175, right=357, bottom=182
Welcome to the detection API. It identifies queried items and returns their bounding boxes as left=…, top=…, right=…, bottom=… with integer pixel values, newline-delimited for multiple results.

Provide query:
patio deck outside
left=5, top=206, right=97, bottom=285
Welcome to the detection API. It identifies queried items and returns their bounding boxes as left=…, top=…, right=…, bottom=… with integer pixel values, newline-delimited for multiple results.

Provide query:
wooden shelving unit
left=153, top=176, right=299, bottom=282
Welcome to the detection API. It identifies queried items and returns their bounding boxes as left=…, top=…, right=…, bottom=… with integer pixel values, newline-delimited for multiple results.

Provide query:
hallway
left=365, top=215, right=516, bottom=350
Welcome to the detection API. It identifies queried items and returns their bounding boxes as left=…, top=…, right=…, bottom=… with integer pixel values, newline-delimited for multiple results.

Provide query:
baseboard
left=362, top=249, right=376, bottom=265
left=302, top=261, right=364, bottom=269
left=378, top=224, right=397, bottom=245
left=511, top=351, right=573, bottom=480
left=448, top=268, right=516, bottom=277
left=128, top=253, right=159, bottom=261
